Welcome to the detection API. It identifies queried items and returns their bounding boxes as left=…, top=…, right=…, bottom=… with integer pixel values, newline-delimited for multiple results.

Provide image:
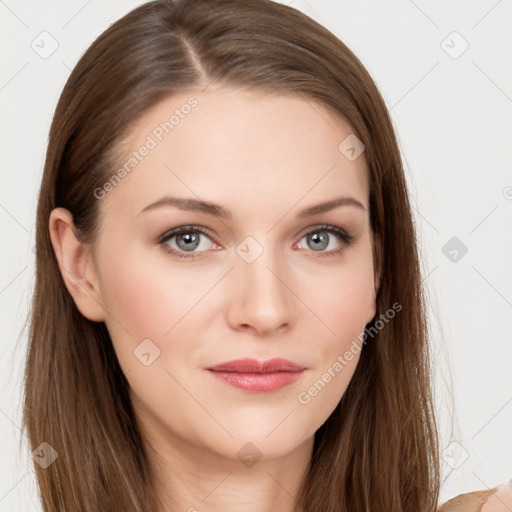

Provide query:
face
left=83, top=87, right=378, bottom=463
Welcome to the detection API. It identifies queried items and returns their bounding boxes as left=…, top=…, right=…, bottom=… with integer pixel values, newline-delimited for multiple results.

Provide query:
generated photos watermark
left=297, top=301, right=402, bottom=405
left=93, top=96, right=198, bottom=200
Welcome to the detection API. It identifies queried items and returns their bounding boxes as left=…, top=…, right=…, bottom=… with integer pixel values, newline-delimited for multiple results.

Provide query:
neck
left=143, top=417, right=313, bottom=512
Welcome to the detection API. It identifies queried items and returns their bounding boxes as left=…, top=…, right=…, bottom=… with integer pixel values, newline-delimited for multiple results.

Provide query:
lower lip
left=207, top=370, right=304, bottom=391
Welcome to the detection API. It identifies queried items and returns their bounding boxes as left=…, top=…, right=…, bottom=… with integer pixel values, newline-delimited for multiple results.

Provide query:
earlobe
left=48, top=208, right=106, bottom=322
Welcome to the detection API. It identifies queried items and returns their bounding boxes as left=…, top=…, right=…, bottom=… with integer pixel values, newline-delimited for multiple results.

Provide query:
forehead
left=100, top=87, right=369, bottom=219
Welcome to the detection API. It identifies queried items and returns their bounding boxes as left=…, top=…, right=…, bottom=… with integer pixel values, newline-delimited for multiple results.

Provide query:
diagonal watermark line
left=422, top=265, right=438, bottom=283
left=296, top=91, right=336, bottom=130
left=471, top=471, right=512, bottom=512
left=471, top=266, right=512, bottom=308
left=471, top=0, right=503, bottom=30
left=265, top=266, right=336, bottom=335
left=0, top=472, right=29, bottom=504
left=266, top=164, right=336, bottom=234
left=408, top=0, right=439, bottom=29
left=471, top=397, right=512, bottom=440
left=199, top=75, right=216, bottom=94
left=265, top=409, right=294, bottom=438
left=0, top=61, right=29, bottom=92
left=202, top=0, right=225, bottom=18
left=163, top=267, right=234, bottom=336
left=412, top=204, right=439, bottom=234
left=163, top=368, right=233, bottom=438
left=389, top=62, right=439, bottom=111
left=0, top=203, right=29, bottom=233
left=61, top=0, right=93, bottom=29
left=201, top=471, right=233, bottom=502
left=472, top=61, right=512, bottom=104
left=0, top=408, right=22, bottom=432
left=0, top=0, right=29, bottom=28
left=0, top=265, right=27, bottom=296
left=471, top=470, right=512, bottom=512
left=469, top=204, right=499, bottom=233
left=265, top=470, right=296, bottom=499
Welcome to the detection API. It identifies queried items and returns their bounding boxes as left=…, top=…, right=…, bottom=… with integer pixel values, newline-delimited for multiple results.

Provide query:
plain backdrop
left=1, top=0, right=511, bottom=510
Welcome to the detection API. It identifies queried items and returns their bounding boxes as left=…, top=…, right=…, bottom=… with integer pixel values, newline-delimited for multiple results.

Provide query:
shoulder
left=437, top=480, right=512, bottom=512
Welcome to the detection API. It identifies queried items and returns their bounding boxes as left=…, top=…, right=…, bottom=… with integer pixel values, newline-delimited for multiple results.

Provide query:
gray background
left=1, top=0, right=511, bottom=509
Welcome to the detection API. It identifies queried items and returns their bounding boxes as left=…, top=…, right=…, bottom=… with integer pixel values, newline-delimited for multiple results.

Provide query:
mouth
left=205, top=358, right=306, bottom=392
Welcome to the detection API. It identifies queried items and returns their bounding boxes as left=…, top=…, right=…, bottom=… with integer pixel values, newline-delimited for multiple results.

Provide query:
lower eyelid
left=158, top=225, right=354, bottom=257
left=156, top=224, right=356, bottom=252
left=296, top=232, right=352, bottom=254
left=160, top=231, right=216, bottom=254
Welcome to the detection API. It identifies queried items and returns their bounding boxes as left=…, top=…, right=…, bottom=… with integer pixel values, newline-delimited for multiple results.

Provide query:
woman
left=21, top=0, right=509, bottom=510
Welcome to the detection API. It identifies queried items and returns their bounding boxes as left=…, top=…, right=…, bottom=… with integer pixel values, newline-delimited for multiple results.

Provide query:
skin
left=482, top=483, right=512, bottom=512
left=437, top=483, right=512, bottom=511
left=49, top=86, right=380, bottom=512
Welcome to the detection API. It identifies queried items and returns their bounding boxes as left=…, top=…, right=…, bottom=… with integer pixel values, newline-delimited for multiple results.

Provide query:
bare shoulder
left=437, top=480, right=512, bottom=512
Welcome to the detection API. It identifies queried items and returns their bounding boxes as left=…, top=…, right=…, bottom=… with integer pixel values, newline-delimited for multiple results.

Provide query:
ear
left=48, top=207, right=106, bottom=322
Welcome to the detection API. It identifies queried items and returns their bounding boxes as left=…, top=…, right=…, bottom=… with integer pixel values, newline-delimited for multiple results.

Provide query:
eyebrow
left=138, top=195, right=367, bottom=219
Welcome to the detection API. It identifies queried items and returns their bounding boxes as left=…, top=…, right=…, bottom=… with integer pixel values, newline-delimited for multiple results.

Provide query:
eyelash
left=156, top=224, right=355, bottom=260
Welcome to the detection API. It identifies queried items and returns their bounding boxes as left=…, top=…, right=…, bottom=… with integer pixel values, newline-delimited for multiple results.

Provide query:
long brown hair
left=22, top=0, right=440, bottom=510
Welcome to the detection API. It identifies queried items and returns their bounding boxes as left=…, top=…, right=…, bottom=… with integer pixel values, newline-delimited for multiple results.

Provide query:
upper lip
left=206, top=358, right=305, bottom=373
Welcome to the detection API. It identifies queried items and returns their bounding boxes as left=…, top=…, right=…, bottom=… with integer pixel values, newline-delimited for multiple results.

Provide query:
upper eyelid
left=158, top=223, right=352, bottom=246
left=157, top=225, right=214, bottom=244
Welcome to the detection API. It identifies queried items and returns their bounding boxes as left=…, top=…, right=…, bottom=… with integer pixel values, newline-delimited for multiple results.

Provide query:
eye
left=158, top=225, right=219, bottom=259
left=295, top=224, right=355, bottom=257
left=157, top=224, right=355, bottom=260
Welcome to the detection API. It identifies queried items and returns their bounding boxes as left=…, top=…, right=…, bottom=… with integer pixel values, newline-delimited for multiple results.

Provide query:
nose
left=225, top=247, right=296, bottom=336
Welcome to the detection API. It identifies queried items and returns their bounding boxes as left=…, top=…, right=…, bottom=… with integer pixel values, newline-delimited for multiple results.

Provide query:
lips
left=206, top=358, right=305, bottom=373
left=205, top=358, right=306, bottom=392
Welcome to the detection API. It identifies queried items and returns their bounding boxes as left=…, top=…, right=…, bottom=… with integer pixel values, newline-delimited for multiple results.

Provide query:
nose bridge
left=236, top=234, right=288, bottom=298
left=228, top=233, right=295, bottom=332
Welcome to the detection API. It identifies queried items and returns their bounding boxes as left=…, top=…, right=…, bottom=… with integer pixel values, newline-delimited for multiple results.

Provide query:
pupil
left=178, top=233, right=199, bottom=251
left=308, top=231, right=328, bottom=251
left=175, top=231, right=330, bottom=253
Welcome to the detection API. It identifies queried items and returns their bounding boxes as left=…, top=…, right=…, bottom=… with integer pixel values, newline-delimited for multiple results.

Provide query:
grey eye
left=175, top=232, right=201, bottom=251
left=305, top=231, right=330, bottom=251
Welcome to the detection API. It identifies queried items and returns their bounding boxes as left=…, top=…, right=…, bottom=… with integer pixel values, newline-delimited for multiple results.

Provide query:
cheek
left=310, top=249, right=376, bottom=343
left=92, top=233, right=376, bottom=455
left=96, top=244, right=200, bottom=371
left=300, top=249, right=375, bottom=395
